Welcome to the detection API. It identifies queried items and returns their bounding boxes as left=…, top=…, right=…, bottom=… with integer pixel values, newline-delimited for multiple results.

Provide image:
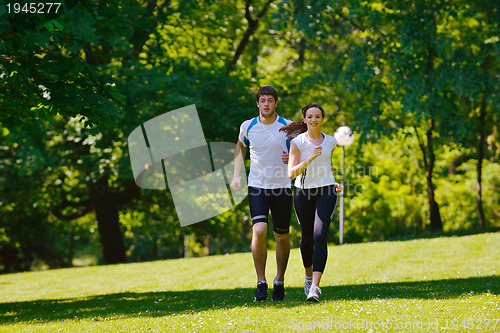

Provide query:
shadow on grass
left=0, top=275, right=498, bottom=324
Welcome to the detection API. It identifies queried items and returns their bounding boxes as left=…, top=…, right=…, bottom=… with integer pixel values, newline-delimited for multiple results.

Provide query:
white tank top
left=292, top=132, right=337, bottom=189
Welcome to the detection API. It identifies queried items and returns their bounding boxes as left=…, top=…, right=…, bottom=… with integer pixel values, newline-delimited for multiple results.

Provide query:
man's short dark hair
left=256, top=86, right=278, bottom=102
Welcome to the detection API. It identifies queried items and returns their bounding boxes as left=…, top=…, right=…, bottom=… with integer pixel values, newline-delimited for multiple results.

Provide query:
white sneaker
left=304, top=278, right=312, bottom=296
left=306, top=285, right=321, bottom=302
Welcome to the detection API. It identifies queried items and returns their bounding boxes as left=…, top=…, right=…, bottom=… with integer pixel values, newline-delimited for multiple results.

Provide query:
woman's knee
left=314, top=233, right=328, bottom=245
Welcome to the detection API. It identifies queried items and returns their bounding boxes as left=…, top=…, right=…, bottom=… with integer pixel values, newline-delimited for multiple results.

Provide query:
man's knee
left=253, top=222, right=268, bottom=239
left=274, top=232, right=289, bottom=244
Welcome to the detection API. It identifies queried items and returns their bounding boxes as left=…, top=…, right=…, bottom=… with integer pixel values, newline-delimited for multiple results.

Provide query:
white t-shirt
left=238, top=115, right=292, bottom=189
left=292, top=132, right=337, bottom=189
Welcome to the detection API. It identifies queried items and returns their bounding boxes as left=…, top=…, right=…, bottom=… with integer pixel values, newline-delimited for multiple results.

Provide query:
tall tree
left=447, top=0, right=500, bottom=228
left=226, top=0, right=274, bottom=74
left=0, top=0, right=166, bottom=264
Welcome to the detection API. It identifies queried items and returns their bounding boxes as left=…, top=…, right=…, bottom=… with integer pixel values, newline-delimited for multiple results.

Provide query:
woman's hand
left=307, top=146, right=322, bottom=162
left=335, top=182, right=342, bottom=192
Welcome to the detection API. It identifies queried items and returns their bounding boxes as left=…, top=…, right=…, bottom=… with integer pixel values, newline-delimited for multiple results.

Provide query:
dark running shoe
left=254, top=281, right=268, bottom=301
left=272, top=283, right=285, bottom=301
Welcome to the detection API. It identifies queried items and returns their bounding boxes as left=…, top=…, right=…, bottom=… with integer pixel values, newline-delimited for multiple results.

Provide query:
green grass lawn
left=0, top=233, right=499, bottom=332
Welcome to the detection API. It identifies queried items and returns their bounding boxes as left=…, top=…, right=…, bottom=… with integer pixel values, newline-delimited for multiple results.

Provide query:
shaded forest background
left=0, top=0, right=498, bottom=272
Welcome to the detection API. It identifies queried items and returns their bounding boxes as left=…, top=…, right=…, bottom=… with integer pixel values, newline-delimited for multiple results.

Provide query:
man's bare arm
left=230, top=140, right=247, bottom=190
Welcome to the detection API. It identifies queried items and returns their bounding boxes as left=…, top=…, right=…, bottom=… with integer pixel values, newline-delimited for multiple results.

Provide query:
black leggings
left=294, top=185, right=337, bottom=273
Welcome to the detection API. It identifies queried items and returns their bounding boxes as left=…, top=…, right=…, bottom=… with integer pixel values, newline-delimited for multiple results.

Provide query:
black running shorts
left=248, top=186, right=292, bottom=234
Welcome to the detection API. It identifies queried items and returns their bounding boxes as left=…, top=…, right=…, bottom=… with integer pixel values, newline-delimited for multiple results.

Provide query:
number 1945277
left=6, top=2, right=62, bottom=14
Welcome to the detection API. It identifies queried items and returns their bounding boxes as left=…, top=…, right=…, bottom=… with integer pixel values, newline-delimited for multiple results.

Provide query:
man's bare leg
left=252, top=222, right=268, bottom=282
left=274, top=231, right=290, bottom=282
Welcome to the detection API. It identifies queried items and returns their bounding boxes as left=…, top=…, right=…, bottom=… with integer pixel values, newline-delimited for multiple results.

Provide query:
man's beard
left=261, top=110, right=275, bottom=118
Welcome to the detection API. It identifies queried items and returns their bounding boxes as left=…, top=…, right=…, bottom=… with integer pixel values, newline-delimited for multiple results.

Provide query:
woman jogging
left=280, top=103, right=340, bottom=302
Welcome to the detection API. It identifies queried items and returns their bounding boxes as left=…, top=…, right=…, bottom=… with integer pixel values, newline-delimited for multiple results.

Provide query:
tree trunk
left=426, top=174, right=443, bottom=232
left=152, top=238, right=159, bottom=259
left=184, top=235, right=189, bottom=258
left=226, top=0, right=273, bottom=74
left=415, top=122, right=443, bottom=232
left=425, top=123, right=443, bottom=232
left=250, top=37, right=259, bottom=78
left=95, top=195, right=127, bottom=264
left=476, top=95, right=487, bottom=229
left=420, top=7, right=442, bottom=232
left=67, top=227, right=74, bottom=267
left=204, top=235, right=210, bottom=256
left=297, top=38, right=306, bottom=64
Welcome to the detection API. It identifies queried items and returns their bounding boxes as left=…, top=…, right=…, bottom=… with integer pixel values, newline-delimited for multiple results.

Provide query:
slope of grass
left=0, top=233, right=499, bottom=332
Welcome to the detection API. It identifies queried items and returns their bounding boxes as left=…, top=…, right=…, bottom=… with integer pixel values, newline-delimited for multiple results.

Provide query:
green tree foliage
left=0, top=117, right=76, bottom=271
left=1, top=0, right=259, bottom=268
left=1, top=0, right=498, bottom=272
left=282, top=0, right=499, bottom=232
left=338, top=131, right=500, bottom=243
left=0, top=1, right=125, bottom=130
left=443, top=0, right=500, bottom=228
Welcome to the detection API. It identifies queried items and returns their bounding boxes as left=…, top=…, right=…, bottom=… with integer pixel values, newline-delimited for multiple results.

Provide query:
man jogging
left=231, top=86, right=292, bottom=302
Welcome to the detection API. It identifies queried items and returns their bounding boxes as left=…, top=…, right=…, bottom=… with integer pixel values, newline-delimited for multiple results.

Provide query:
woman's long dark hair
left=279, top=103, right=325, bottom=139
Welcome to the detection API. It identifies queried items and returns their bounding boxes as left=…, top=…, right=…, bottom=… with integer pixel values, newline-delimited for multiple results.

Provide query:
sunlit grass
left=0, top=233, right=499, bottom=332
